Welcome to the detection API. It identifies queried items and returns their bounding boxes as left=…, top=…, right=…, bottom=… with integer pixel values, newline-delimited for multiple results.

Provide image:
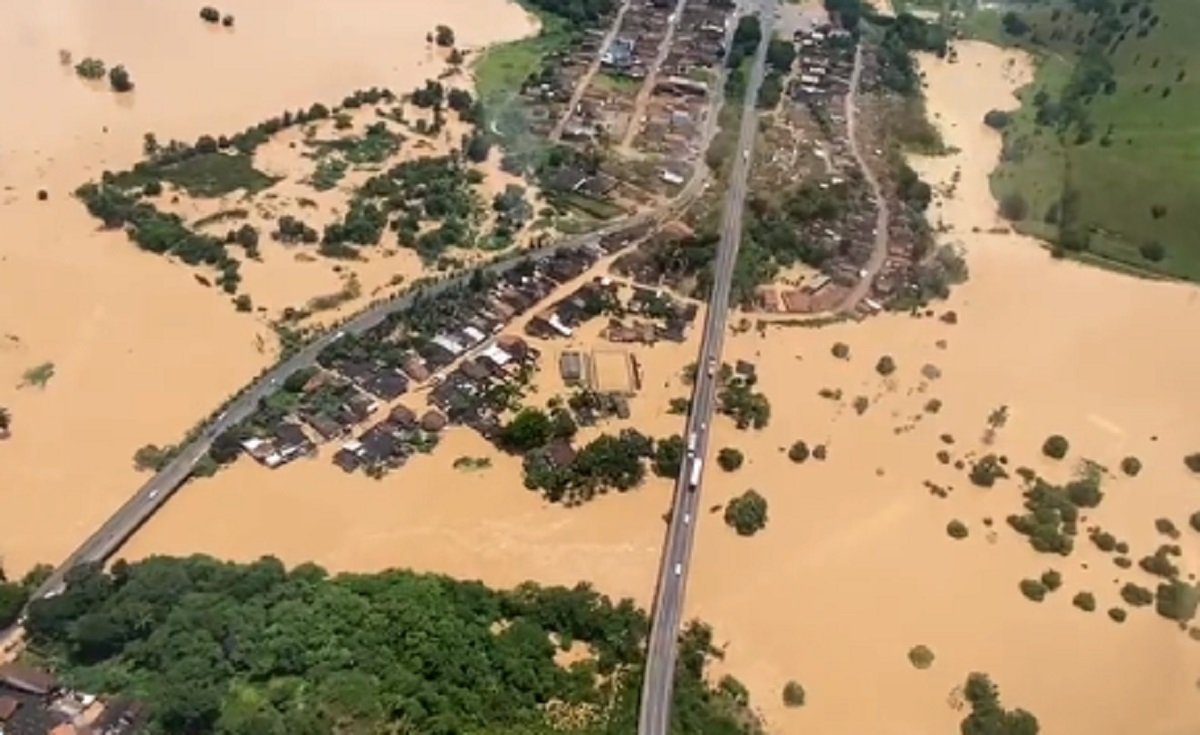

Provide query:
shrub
left=1184, top=453, right=1200, bottom=473
left=716, top=448, right=744, bottom=472
left=946, top=519, right=969, bottom=540
left=831, top=342, right=850, bottom=359
left=1120, top=456, right=1142, bottom=476
left=1139, top=240, right=1165, bottom=262
left=1089, top=529, right=1117, bottom=552
left=199, top=6, right=220, bottom=23
left=108, top=64, right=134, bottom=93
left=74, top=57, right=106, bottom=80
left=221, top=13, right=234, bottom=27
left=788, top=441, right=809, bottom=463
left=1108, top=607, right=1127, bottom=623
left=434, top=24, right=456, bottom=47
left=1072, top=591, right=1096, bottom=612
left=36, top=190, right=48, bottom=201
left=907, top=645, right=935, bottom=670
left=724, top=490, right=768, bottom=536
left=1040, top=569, right=1062, bottom=591
left=969, top=454, right=1008, bottom=488
left=1120, top=583, right=1153, bottom=607
left=875, top=355, right=896, bottom=376
left=1041, top=435, right=1069, bottom=459
left=1190, top=511, right=1200, bottom=533
left=1155, top=517, right=1180, bottom=539
left=782, top=680, right=805, bottom=707
left=983, top=109, right=1011, bottom=129
left=812, top=444, right=827, bottom=461
left=1019, top=578, right=1047, bottom=602
left=998, top=192, right=1028, bottom=221
left=234, top=294, right=252, bottom=312
left=853, top=396, right=869, bottom=415
left=1150, top=204, right=1167, bottom=219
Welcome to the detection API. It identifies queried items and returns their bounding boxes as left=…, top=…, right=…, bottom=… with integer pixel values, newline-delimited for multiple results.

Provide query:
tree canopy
left=724, top=490, right=768, bottom=536
left=25, top=556, right=762, bottom=735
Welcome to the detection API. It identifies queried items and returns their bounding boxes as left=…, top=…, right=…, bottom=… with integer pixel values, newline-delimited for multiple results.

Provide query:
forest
left=24, top=556, right=760, bottom=735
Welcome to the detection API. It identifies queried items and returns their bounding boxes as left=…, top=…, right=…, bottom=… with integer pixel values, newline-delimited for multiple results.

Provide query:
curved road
left=636, top=2, right=775, bottom=732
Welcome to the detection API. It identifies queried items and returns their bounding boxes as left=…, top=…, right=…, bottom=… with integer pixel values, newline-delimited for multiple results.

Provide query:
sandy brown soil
left=0, top=0, right=536, bottom=574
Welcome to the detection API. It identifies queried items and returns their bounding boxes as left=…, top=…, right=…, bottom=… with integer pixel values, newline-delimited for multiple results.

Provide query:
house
left=273, top=422, right=314, bottom=461
left=345, top=392, right=378, bottom=422
left=0, top=663, right=57, bottom=696
left=497, top=334, right=532, bottom=361
left=359, top=424, right=400, bottom=464
left=421, top=409, right=448, bottom=432
left=303, top=412, right=345, bottom=441
left=92, top=698, right=146, bottom=735
left=333, top=445, right=362, bottom=473
left=241, top=437, right=282, bottom=468
left=559, top=351, right=585, bottom=384
left=388, top=404, right=417, bottom=428
left=545, top=438, right=577, bottom=468
left=460, top=359, right=490, bottom=382
left=401, top=355, right=431, bottom=382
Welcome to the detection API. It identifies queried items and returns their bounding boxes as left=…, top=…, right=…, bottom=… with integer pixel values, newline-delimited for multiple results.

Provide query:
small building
left=0, top=696, right=20, bottom=722
left=401, top=356, right=431, bottom=383
left=333, top=445, right=362, bottom=473
left=388, top=404, right=417, bottom=428
left=0, top=663, right=58, bottom=696
left=559, top=351, right=584, bottom=384
left=460, top=359, right=490, bottom=382
left=421, top=410, right=448, bottom=433
left=303, top=413, right=345, bottom=441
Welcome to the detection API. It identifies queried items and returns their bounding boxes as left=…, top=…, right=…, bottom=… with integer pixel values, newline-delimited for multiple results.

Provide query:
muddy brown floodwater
left=5, top=9, right=1199, bottom=733
left=0, top=0, right=536, bottom=573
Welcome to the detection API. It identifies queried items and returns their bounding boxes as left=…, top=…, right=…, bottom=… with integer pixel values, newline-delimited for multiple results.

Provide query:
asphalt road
left=635, top=3, right=776, bottom=732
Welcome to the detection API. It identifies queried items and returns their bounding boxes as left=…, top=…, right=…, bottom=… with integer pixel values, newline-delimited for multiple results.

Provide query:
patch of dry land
left=0, top=0, right=536, bottom=573
left=127, top=39, right=1200, bottom=732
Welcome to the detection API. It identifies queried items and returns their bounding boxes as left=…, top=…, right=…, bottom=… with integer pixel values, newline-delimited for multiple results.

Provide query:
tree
left=1139, top=240, right=1165, bottom=262
left=716, top=448, right=744, bottom=472
left=788, top=440, right=809, bottom=463
left=969, top=454, right=1008, bottom=488
left=653, top=435, right=685, bottom=477
left=235, top=223, right=259, bottom=252
left=960, top=673, right=1040, bottom=735
left=1019, top=578, right=1046, bottom=602
left=142, top=179, right=163, bottom=196
left=766, top=39, right=797, bottom=73
left=0, top=578, right=28, bottom=628
left=199, top=6, right=220, bottom=23
left=133, top=443, right=175, bottom=472
left=1120, top=456, right=1142, bottom=477
left=1041, top=434, right=1069, bottom=459
left=875, top=355, right=896, bottom=376
left=1185, top=453, right=1200, bottom=473
left=1001, top=11, right=1030, bottom=36
left=1190, top=511, right=1200, bottom=533
left=831, top=342, right=850, bottom=359
left=0, top=406, right=10, bottom=437
left=465, top=133, right=492, bottom=163
left=221, top=13, right=235, bottom=27
left=434, top=24, right=456, bottom=47
left=1072, top=591, right=1096, bottom=612
left=907, top=644, right=935, bottom=669
left=983, top=109, right=1012, bottom=129
left=75, top=57, right=106, bottom=80
left=999, top=192, right=1028, bottom=221
left=108, top=64, right=134, bottom=93
left=724, top=490, right=768, bottom=536
left=498, top=408, right=552, bottom=452
left=782, top=680, right=805, bottom=707
left=946, top=519, right=969, bottom=539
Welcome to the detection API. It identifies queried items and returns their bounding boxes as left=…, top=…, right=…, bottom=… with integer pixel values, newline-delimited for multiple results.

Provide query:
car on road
left=148, top=489, right=159, bottom=500
left=683, top=513, right=691, bottom=525
left=673, top=562, right=683, bottom=576
left=706, top=356, right=717, bottom=377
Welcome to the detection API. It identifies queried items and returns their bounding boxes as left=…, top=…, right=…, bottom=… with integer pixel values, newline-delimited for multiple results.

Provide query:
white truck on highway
left=688, top=459, right=703, bottom=490
left=686, top=431, right=698, bottom=456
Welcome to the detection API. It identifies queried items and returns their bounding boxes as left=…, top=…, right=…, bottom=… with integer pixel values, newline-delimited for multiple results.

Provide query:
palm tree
left=0, top=406, right=9, bottom=437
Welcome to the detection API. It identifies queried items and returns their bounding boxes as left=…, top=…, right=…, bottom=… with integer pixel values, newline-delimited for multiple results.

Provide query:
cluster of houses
left=0, top=663, right=142, bottom=735
left=236, top=244, right=623, bottom=475
left=790, top=24, right=855, bottom=99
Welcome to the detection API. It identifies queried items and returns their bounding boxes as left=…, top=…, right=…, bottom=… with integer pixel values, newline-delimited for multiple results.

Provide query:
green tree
left=1072, top=591, right=1096, bottom=612
left=653, top=435, right=685, bottom=478
left=0, top=578, right=28, bottom=628
left=946, top=519, right=969, bottom=539
left=498, top=408, right=552, bottom=452
left=788, top=440, right=809, bottom=463
left=434, top=24, right=456, bottom=47
left=133, top=443, right=176, bottom=472
left=766, top=38, right=797, bottom=73
left=1041, top=434, right=1069, bottom=459
left=781, top=680, right=805, bottom=707
left=716, top=447, right=744, bottom=472
left=724, top=490, right=768, bottom=536
left=108, top=64, right=134, bottom=93
left=960, top=672, right=1039, bottom=735
left=0, top=406, right=10, bottom=436
left=875, top=355, right=896, bottom=376
left=200, top=6, right=220, bottom=22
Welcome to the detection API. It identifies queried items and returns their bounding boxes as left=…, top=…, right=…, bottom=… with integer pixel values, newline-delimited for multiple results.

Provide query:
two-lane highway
left=636, top=2, right=776, bottom=732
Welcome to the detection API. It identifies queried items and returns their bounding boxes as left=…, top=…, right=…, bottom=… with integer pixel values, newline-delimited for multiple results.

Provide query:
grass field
left=113, top=153, right=278, bottom=197
left=968, top=0, right=1200, bottom=281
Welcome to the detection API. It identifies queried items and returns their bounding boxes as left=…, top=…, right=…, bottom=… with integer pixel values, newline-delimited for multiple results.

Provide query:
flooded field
left=0, top=0, right=536, bottom=573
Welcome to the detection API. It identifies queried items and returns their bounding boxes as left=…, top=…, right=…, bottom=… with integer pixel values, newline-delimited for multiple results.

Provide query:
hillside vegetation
left=24, top=556, right=759, bottom=735
left=972, top=0, right=1200, bottom=280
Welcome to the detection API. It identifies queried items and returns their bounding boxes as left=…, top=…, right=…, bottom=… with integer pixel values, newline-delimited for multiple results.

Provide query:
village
left=219, top=231, right=699, bottom=479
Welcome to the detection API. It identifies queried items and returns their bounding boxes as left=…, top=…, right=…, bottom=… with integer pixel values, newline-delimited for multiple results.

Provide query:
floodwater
left=0, top=0, right=536, bottom=574
left=127, top=40, right=1200, bottom=733
left=12, top=13, right=1198, bottom=732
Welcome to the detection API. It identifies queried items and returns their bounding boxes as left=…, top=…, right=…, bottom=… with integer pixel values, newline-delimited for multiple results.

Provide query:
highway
left=636, top=2, right=776, bottom=732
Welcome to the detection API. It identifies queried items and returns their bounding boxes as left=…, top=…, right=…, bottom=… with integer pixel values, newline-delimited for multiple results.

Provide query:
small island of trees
left=724, top=490, right=768, bottom=536
left=716, top=447, right=744, bottom=471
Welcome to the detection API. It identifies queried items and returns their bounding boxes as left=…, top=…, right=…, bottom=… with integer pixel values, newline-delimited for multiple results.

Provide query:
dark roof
left=273, top=422, right=309, bottom=447
left=304, top=413, right=344, bottom=440
left=333, top=448, right=361, bottom=473
left=401, top=356, right=431, bottom=382
left=0, top=696, right=19, bottom=721
left=545, top=439, right=577, bottom=467
left=388, top=404, right=417, bottom=426
left=421, top=410, right=448, bottom=432
left=460, top=359, right=490, bottom=382
left=0, top=663, right=57, bottom=696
